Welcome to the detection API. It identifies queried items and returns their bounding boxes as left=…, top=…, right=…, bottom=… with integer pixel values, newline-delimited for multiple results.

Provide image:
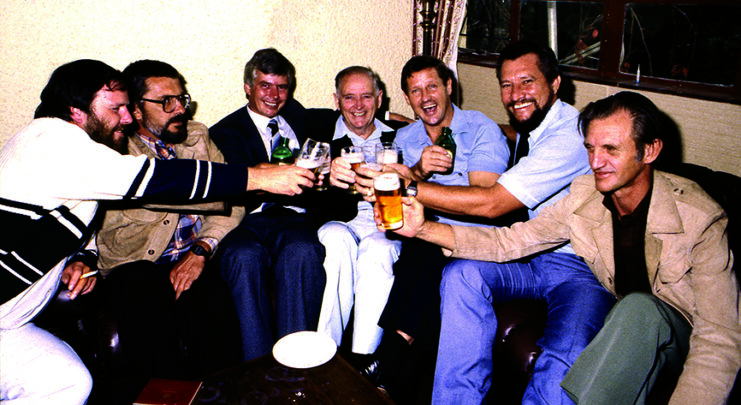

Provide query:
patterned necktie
left=151, top=140, right=202, bottom=263
left=268, top=119, right=280, bottom=151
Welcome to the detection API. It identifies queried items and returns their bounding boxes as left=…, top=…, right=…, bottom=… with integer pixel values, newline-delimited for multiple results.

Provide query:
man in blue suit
left=210, top=48, right=327, bottom=360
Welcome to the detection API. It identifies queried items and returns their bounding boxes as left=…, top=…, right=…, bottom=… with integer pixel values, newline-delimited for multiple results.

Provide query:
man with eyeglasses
left=93, top=60, right=245, bottom=402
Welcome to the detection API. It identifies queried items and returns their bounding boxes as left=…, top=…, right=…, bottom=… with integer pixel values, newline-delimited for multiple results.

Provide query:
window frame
left=458, top=0, right=741, bottom=105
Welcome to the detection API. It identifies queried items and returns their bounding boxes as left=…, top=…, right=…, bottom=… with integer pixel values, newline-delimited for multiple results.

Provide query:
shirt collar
left=529, top=99, right=564, bottom=143
left=333, top=117, right=392, bottom=145
left=246, top=105, right=284, bottom=138
left=136, top=133, right=175, bottom=158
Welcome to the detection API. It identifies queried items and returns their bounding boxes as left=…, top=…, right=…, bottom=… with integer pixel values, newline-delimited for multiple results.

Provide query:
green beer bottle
left=434, top=126, right=456, bottom=175
left=271, top=137, right=295, bottom=165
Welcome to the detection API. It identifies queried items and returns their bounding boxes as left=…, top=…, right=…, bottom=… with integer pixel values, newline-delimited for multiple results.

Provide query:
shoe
left=359, top=358, right=382, bottom=385
left=359, top=359, right=391, bottom=398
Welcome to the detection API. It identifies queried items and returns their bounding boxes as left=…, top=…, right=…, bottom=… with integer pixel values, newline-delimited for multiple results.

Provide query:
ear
left=402, top=91, right=411, bottom=107
left=445, top=78, right=453, bottom=96
left=551, top=76, right=562, bottom=95
left=375, top=89, right=384, bottom=108
left=642, top=138, right=663, bottom=165
left=333, top=92, right=340, bottom=110
left=132, top=103, right=143, bottom=121
left=243, top=83, right=252, bottom=99
left=69, top=107, right=88, bottom=126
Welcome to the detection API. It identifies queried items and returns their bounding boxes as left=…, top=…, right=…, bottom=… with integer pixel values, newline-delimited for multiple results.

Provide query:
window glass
left=621, top=4, right=741, bottom=86
left=520, top=1, right=604, bottom=70
left=459, top=0, right=511, bottom=54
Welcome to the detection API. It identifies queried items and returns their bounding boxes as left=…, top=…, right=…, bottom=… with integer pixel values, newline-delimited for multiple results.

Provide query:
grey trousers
left=561, top=292, right=692, bottom=405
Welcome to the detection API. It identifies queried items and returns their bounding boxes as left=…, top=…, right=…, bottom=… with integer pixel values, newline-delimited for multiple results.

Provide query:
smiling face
left=135, top=76, right=188, bottom=145
left=499, top=53, right=560, bottom=133
left=335, top=72, right=382, bottom=139
left=78, top=87, right=133, bottom=154
left=403, top=67, right=454, bottom=135
left=245, top=71, right=289, bottom=118
left=584, top=110, right=659, bottom=206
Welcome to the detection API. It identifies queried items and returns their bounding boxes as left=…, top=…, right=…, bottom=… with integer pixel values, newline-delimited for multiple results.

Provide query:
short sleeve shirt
left=395, top=105, right=510, bottom=227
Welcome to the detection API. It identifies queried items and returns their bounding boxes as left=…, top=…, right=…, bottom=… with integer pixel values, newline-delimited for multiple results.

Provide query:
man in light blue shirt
left=417, top=41, right=616, bottom=404
left=358, top=55, right=510, bottom=402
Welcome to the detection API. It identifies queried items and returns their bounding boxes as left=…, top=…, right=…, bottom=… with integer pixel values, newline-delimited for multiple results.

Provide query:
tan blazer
left=97, top=121, right=245, bottom=272
left=446, top=171, right=741, bottom=404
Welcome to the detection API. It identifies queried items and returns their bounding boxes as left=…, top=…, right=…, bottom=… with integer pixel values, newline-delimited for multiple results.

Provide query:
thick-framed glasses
left=140, top=94, right=191, bottom=113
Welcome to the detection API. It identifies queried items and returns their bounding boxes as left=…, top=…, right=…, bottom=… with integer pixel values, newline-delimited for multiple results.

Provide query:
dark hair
left=34, top=59, right=126, bottom=121
left=496, top=40, right=560, bottom=84
left=243, top=48, right=296, bottom=91
left=579, top=91, right=662, bottom=160
left=334, top=66, right=381, bottom=94
left=122, top=60, right=187, bottom=104
left=400, top=55, right=454, bottom=95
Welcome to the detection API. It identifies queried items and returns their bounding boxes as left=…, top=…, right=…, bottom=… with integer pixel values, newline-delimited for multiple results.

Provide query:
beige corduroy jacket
left=97, top=121, right=245, bottom=273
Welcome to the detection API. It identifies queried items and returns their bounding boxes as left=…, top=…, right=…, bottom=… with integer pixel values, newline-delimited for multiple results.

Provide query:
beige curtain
left=412, top=0, right=467, bottom=77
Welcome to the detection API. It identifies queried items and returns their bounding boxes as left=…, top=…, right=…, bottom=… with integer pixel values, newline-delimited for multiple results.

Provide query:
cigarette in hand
left=80, top=270, right=99, bottom=279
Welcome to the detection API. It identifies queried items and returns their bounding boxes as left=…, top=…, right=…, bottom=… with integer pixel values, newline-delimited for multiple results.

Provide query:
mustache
left=506, top=98, right=536, bottom=109
left=166, top=114, right=187, bottom=127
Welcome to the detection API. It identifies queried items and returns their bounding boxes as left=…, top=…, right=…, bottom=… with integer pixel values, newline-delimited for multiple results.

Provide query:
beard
left=85, top=113, right=129, bottom=154
left=507, top=90, right=556, bottom=135
left=143, top=113, right=188, bottom=144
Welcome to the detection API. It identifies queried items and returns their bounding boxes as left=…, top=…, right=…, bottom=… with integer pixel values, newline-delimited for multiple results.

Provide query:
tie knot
left=267, top=119, right=279, bottom=137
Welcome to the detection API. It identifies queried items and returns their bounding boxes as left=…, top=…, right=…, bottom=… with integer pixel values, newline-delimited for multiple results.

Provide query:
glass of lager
left=341, top=146, right=364, bottom=194
left=296, top=141, right=330, bottom=185
left=376, top=142, right=399, bottom=165
left=374, top=172, right=403, bottom=230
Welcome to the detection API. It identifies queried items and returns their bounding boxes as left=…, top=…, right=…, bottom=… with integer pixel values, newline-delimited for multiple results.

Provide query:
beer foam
left=374, top=173, right=400, bottom=191
left=296, top=158, right=320, bottom=169
left=343, top=152, right=364, bottom=163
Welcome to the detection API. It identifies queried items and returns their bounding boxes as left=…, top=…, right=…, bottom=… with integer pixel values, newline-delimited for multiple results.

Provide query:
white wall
left=0, top=0, right=414, bottom=145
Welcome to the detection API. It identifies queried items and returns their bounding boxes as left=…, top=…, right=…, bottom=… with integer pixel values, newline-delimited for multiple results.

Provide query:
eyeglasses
left=140, top=94, right=191, bottom=113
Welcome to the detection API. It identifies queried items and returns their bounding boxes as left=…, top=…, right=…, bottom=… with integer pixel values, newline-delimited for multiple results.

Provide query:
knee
left=441, top=259, right=482, bottom=288
left=609, top=293, right=664, bottom=327
left=318, top=222, right=354, bottom=245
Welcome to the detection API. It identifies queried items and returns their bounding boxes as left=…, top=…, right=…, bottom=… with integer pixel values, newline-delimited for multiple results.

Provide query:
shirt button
left=163, top=220, right=170, bottom=225
left=147, top=249, right=155, bottom=255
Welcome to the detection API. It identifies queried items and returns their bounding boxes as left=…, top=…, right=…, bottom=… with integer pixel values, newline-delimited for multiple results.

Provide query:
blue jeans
left=433, top=252, right=615, bottom=404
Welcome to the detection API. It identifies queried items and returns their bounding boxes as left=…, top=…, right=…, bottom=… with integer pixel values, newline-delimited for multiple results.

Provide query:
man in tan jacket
left=95, top=60, right=244, bottom=402
left=389, top=91, right=740, bottom=404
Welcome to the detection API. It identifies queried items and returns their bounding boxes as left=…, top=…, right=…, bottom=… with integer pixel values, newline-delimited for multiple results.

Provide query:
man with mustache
left=0, top=59, right=312, bottom=405
left=94, top=60, right=246, bottom=402
left=408, top=41, right=615, bottom=404
left=388, top=91, right=740, bottom=404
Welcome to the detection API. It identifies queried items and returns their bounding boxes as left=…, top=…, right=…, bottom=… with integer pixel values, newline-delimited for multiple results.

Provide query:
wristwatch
left=190, top=243, right=211, bottom=259
left=406, top=180, right=418, bottom=197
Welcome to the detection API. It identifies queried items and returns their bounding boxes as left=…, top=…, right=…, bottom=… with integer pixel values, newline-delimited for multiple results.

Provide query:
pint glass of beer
left=376, top=142, right=399, bottom=165
left=341, top=146, right=364, bottom=194
left=374, top=173, right=403, bottom=230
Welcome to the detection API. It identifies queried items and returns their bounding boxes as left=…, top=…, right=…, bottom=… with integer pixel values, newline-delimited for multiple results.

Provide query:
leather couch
left=487, top=163, right=741, bottom=404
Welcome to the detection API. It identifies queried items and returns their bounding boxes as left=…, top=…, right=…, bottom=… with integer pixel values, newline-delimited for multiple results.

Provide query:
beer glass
left=341, top=145, right=364, bottom=194
left=315, top=144, right=331, bottom=191
left=296, top=141, right=330, bottom=183
left=376, top=142, right=399, bottom=165
left=374, top=172, right=403, bottom=230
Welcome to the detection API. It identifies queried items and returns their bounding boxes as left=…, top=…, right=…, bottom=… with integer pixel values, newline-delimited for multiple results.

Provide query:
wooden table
left=191, top=353, right=394, bottom=404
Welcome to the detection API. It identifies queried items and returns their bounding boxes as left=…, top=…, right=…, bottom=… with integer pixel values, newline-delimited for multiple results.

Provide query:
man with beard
left=357, top=55, right=510, bottom=402
left=0, top=59, right=312, bottom=405
left=94, top=60, right=246, bottom=401
left=414, top=41, right=615, bottom=404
